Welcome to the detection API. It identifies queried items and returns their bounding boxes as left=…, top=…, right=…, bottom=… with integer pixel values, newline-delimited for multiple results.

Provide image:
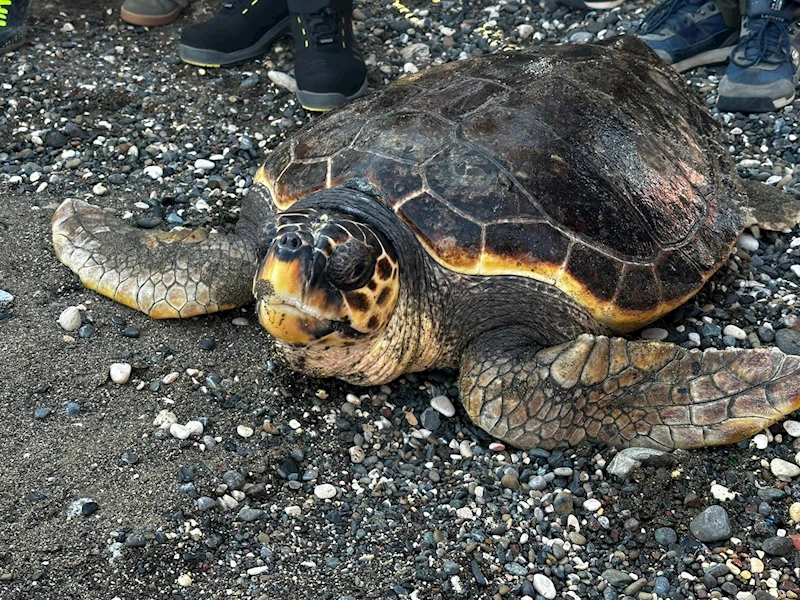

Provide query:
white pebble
left=170, top=423, right=191, bottom=440
left=489, top=442, right=505, bottom=452
left=459, top=440, right=473, bottom=459
left=582, top=498, right=602, bottom=512
left=723, top=324, right=746, bottom=340
left=267, top=70, right=298, bottom=93
left=736, top=233, right=760, bottom=252
left=177, top=574, right=192, bottom=587
left=314, top=483, right=337, bottom=500
left=162, top=372, right=179, bottom=384
left=640, top=327, right=668, bottom=341
left=533, top=574, right=557, bottom=599
left=185, top=420, right=204, bottom=436
left=153, top=409, right=177, bottom=428
left=710, top=484, right=736, bottom=501
left=349, top=446, right=365, bottom=464
left=284, top=505, right=301, bottom=517
left=770, top=458, right=800, bottom=480
left=246, top=566, right=269, bottom=576
left=92, top=183, right=108, bottom=196
left=237, top=425, right=254, bottom=438
left=753, top=433, right=769, bottom=449
left=456, top=507, right=474, bottom=519
left=783, top=420, right=800, bottom=437
left=430, top=395, right=456, bottom=417
left=109, top=362, right=132, bottom=384
left=143, top=165, right=163, bottom=179
left=218, top=494, right=238, bottom=510
left=765, top=175, right=783, bottom=185
left=288, top=419, right=301, bottom=430
left=194, top=158, right=215, bottom=170
left=403, top=62, right=418, bottom=74
left=232, top=317, right=249, bottom=327
left=518, top=24, right=534, bottom=39
left=791, top=264, right=800, bottom=279
left=58, top=306, right=82, bottom=331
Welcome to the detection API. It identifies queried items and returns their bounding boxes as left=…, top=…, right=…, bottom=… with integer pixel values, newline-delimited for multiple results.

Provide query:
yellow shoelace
left=0, top=0, right=11, bottom=28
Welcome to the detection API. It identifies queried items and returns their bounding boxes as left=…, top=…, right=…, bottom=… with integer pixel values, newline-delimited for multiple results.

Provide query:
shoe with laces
left=637, top=0, right=739, bottom=71
left=179, top=0, right=290, bottom=67
left=290, top=0, right=367, bottom=112
left=0, top=0, right=28, bottom=52
left=121, top=0, right=187, bottom=27
left=717, top=0, right=800, bottom=113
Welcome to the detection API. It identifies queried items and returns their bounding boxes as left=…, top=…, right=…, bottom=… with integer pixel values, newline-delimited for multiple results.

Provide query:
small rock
left=582, top=498, right=601, bottom=512
left=153, top=409, right=177, bottom=428
left=349, top=446, right=365, bottom=464
left=34, top=408, right=52, bottom=420
left=753, top=433, right=769, bottom=449
left=654, top=526, right=678, bottom=546
left=722, top=324, right=746, bottom=340
left=784, top=420, right=800, bottom=437
left=92, top=183, right=107, bottom=196
left=314, top=483, right=337, bottom=499
left=640, top=327, right=668, bottom=341
left=737, top=233, right=760, bottom=251
left=761, top=536, right=794, bottom=556
left=58, top=306, right=82, bottom=331
left=770, top=457, right=800, bottom=480
left=710, top=484, right=736, bottom=501
left=109, top=362, right=132, bottom=384
left=533, top=573, right=556, bottom=599
left=65, top=402, right=80, bottom=417
left=237, top=507, right=263, bottom=522
left=607, top=447, right=665, bottom=479
left=775, top=329, right=800, bottom=355
left=689, top=506, right=731, bottom=542
left=194, top=158, right=215, bottom=170
left=143, top=165, right=163, bottom=179
left=170, top=423, right=191, bottom=440
left=430, top=394, right=456, bottom=417
left=267, top=70, right=298, bottom=93
left=789, top=502, right=800, bottom=522
left=237, top=425, right=254, bottom=438
left=67, top=497, right=98, bottom=518
left=184, top=420, right=204, bottom=436
left=223, top=470, right=245, bottom=490
left=602, top=569, right=633, bottom=587
left=177, top=573, right=192, bottom=587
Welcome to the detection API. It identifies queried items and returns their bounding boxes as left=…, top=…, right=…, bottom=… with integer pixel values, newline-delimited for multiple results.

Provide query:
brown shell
left=258, top=37, right=745, bottom=333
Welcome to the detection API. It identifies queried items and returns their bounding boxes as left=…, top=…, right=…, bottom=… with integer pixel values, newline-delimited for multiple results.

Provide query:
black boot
left=0, top=0, right=28, bottom=52
left=289, top=0, right=368, bottom=111
left=179, top=0, right=290, bottom=67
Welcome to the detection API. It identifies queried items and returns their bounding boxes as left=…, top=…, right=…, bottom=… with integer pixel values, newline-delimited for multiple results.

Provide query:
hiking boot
left=289, top=0, right=367, bottom=111
left=637, top=0, right=739, bottom=71
left=121, top=0, right=187, bottom=27
left=557, top=0, right=624, bottom=10
left=0, top=0, right=28, bottom=52
left=179, top=0, right=290, bottom=67
left=717, top=0, right=800, bottom=113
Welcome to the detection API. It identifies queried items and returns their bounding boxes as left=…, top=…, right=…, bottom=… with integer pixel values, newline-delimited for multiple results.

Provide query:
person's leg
left=289, top=0, right=367, bottom=111
left=121, top=0, right=188, bottom=27
left=717, top=0, right=800, bottom=112
left=0, top=0, right=28, bottom=51
left=637, top=0, right=740, bottom=71
left=179, top=0, right=290, bottom=67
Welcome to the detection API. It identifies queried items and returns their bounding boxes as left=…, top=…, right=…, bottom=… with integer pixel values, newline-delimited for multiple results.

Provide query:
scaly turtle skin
left=52, top=37, right=800, bottom=450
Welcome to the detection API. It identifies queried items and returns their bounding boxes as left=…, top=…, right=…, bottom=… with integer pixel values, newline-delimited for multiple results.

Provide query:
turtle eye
left=326, top=239, right=376, bottom=291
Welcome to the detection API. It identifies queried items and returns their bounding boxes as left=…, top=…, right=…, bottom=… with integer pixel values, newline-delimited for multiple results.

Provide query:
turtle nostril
left=278, top=232, right=302, bottom=250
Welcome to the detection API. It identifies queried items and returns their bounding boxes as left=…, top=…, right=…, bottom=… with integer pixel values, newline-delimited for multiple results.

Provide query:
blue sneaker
left=637, top=0, right=739, bottom=72
left=0, top=0, right=28, bottom=51
left=717, top=0, right=800, bottom=113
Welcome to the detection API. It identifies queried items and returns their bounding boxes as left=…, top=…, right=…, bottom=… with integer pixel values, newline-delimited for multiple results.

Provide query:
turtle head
left=253, top=207, right=400, bottom=346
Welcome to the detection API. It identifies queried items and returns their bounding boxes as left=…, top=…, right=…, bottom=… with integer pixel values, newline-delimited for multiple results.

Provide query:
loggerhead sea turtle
left=52, top=37, right=800, bottom=450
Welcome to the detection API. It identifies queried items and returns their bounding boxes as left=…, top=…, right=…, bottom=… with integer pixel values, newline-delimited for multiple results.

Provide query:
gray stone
left=607, top=447, right=665, bottom=479
left=689, top=506, right=731, bottom=542
left=238, top=507, right=264, bottom=522
left=761, top=536, right=794, bottom=556
left=602, top=569, right=633, bottom=587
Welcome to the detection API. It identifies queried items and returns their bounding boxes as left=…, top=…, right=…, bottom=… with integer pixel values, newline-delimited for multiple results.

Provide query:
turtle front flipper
left=52, top=198, right=264, bottom=318
left=460, top=331, right=800, bottom=450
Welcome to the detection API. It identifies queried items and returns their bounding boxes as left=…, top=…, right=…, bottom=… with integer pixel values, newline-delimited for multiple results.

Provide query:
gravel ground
left=1, top=1, right=800, bottom=599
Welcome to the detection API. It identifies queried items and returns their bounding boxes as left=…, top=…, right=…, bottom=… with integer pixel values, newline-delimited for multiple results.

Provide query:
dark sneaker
left=289, top=0, right=367, bottom=112
left=717, top=0, right=800, bottom=113
left=0, top=0, right=28, bottom=52
left=179, top=0, right=290, bottom=67
left=121, top=0, right=187, bottom=27
left=557, top=0, right=624, bottom=10
left=637, top=0, right=739, bottom=72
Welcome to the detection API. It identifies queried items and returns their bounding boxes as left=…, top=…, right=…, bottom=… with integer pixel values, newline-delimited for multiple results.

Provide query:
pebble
left=722, top=324, right=746, bottom=340
left=640, top=327, right=668, bottom=341
left=237, top=507, right=263, bottom=522
left=109, top=363, right=132, bottom=384
left=177, top=574, right=192, bottom=587
left=775, top=328, right=800, bottom=355
left=34, top=408, right=51, bottom=420
left=790, top=502, right=800, bottom=522
left=753, top=433, right=769, bottom=449
left=710, top=484, right=736, bottom=501
left=533, top=573, right=556, bottom=599
left=65, top=402, right=80, bottom=417
left=689, top=506, right=731, bottom=542
left=185, top=420, right=204, bottom=436
left=785, top=420, right=800, bottom=437
left=607, top=447, right=664, bottom=479
left=169, top=423, right=192, bottom=440
left=0, top=289, right=13, bottom=310
left=602, top=569, right=633, bottom=587
left=314, top=484, right=337, bottom=500
left=153, top=409, right=177, bottom=428
left=430, top=394, right=455, bottom=417
left=582, top=498, right=601, bottom=512
left=655, top=527, right=678, bottom=546
left=769, top=457, right=800, bottom=480
left=143, top=165, right=163, bottom=179
left=737, top=233, right=760, bottom=251
left=348, top=446, right=365, bottom=464
left=237, top=425, right=254, bottom=438
left=58, top=306, right=82, bottom=331
left=762, top=536, right=795, bottom=555
left=92, top=183, right=107, bottom=196
left=67, top=497, right=98, bottom=518
left=194, top=158, right=215, bottom=171
left=267, top=70, right=298, bottom=92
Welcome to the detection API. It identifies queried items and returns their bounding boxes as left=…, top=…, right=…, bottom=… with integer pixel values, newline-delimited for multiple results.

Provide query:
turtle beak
left=253, top=237, right=342, bottom=344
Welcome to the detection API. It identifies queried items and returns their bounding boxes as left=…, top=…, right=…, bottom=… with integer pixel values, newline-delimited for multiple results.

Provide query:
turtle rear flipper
left=52, top=198, right=263, bottom=318
left=461, top=332, right=800, bottom=450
